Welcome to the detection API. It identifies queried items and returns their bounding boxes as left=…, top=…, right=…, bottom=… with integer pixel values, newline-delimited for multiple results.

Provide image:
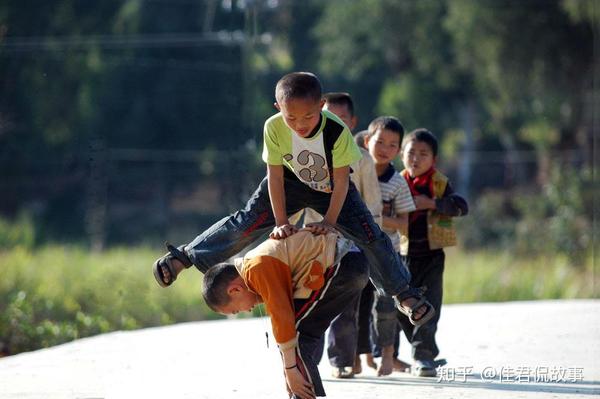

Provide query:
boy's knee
left=341, top=252, right=369, bottom=291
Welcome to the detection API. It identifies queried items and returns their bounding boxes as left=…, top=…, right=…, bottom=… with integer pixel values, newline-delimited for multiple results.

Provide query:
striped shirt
left=378, top=163, right=416, bottom=251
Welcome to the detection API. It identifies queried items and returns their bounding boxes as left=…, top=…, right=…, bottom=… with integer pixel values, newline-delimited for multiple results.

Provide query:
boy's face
left=275, top=97, right=325, bottom=138
left=324, top=102, right=357, bottom=131
left=365, top=128, right=401, bottom=166
left=217, top=279, right=261, bottom=315
left=402, top=140, right=436, bottom=177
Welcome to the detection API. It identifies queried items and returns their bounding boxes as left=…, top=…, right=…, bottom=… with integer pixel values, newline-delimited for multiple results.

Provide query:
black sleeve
left=434, top=181, right=469, bottom=217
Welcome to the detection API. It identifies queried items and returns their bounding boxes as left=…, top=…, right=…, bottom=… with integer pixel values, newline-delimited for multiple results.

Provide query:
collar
left=378, top=163, right=396, bottom=183
left=305, top=113, right=324, bottom=139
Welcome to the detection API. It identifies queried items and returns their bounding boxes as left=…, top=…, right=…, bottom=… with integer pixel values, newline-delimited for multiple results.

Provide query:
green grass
left=443, top=247, right=597, bottom=303
left=0, top=245, right=216, bottom=355
left=0, top=245, right=596, bottom=355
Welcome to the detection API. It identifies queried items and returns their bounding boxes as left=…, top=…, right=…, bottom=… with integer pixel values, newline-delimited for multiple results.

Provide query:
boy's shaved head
left=202, top=262, right=239, bottom=312
left=275, top=72, right=322, bottom=104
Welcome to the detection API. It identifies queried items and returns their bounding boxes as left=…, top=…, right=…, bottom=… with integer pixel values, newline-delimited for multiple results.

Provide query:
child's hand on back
left=304, top=221, right=336, bottom=235
left=270, top=224, right=299, bottom=240
left=413, top=195, right=436, bottom=210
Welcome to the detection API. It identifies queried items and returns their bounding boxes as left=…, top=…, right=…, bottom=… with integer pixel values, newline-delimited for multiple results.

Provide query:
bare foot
left=365, top=353, right=377, bottom=370
left=161, top=258, right=185, bottom=284
left=393, top=358, right=411, bottom=372
left=352, top=355, right=362, bottom=375
left=377, top=346, right=394, bottom=376
left=399, top=297, right=427, bottom=320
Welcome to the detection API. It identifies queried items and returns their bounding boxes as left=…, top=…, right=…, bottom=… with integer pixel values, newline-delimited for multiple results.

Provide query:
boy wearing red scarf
left=399, top=128, right=469, bottom=377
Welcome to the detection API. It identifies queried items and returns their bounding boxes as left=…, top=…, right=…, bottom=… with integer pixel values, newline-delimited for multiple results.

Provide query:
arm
left=304, top=166, right=349, bottom=235
left=267, top=164, right=298, bottom=238
left=382, top=213, right=408, bottom=232
left=244, top=256, right=315, bottom=398
left=382, top=178, right=415, bottom=231
left=435, top=182, right=469, bottom=216
left=323, top=165, right=349, bottom=225
left=358, top=155, right=383, bottom=227
left=414, top=183, right=469, bottom=216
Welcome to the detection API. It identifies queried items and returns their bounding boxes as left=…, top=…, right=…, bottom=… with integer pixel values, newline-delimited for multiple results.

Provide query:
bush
left=458, top=165, right=592, bottom=266
left=0, top=213, right=35, bottom=250
left=0, top=245, right=219, bottom=355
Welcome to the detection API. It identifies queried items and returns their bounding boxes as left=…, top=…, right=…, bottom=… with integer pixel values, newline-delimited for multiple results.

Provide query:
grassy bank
left=443, top=247, right=597, bottom=303
left=0, top=245, right=596, bottom=355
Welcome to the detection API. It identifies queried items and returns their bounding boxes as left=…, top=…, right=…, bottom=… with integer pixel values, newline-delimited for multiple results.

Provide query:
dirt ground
left=0, top=300, right=598, bottom=399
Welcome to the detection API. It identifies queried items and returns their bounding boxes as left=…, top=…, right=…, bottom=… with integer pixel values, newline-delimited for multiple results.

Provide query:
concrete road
left=1, top=300, right=598, bottom=399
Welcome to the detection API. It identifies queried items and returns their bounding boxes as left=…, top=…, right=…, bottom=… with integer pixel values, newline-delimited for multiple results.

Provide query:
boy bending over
left=202, top=230, right=369, bottom=398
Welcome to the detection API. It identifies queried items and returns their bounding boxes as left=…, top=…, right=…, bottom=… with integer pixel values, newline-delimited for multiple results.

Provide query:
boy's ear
left=226, top=277, right=247, bottom=297
left=349, top=116, right=358, bottom=131
left=363, top=133, right=371, bottom=147
left=319, top=98, right=326, bottom=109
left=274, top=102, right=281, bottom=111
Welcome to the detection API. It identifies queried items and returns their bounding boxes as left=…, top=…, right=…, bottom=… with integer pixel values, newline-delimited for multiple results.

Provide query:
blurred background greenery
left=0, top=0, right=597, bottom=355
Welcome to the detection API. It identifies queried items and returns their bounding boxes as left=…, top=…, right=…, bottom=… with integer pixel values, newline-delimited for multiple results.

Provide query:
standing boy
left=153, top=72, right=434, bottom=326
left=202, top=230, right=368, bottom=398
left=317, top=93, right=382, bottom=379
left=399, top=128, right=469, bottom=377
left=364, top=116, right=417, bottom=376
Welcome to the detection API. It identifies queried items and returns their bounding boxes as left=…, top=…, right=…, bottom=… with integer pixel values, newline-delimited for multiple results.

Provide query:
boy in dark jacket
left=399, top=128, right=469, bottom=377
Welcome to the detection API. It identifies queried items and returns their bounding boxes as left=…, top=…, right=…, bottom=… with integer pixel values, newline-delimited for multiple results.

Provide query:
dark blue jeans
left=326, top=294, right=359, bottom=368
left=294, top=251, right=369, bottom=396
left=397, top=251, right=445, bottom=361
left=184, top=175, right=411, bottom=296
left=372, top=292, right=400, bottom=349
left=326, top=282, right=375, bottom=367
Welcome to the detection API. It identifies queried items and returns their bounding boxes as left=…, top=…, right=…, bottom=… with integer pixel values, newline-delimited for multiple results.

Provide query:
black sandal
left=395, top=287, right=436, bottom=327
left=152, top=242, right=193, bottom=287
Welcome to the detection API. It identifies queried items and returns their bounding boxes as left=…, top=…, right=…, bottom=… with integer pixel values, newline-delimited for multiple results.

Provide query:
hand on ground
left=284, top=367, right=315, bottom=399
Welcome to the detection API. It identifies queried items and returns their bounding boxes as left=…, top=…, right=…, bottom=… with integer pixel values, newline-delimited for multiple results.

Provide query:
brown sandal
left=152, top=242, right=193, bottom=287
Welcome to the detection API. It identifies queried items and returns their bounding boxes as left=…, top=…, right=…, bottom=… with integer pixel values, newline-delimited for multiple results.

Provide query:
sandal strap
left=396, top=285, right=428, bottom=302
left=165, top=242, right=193, bottom=268
left=407, top=296, right=427, bottom=315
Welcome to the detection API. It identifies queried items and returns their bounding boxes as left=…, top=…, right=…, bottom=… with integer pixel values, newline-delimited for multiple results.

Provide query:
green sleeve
left=262, top=119, right=283, bottom=165
left=332, top=128, right=362, bottom=168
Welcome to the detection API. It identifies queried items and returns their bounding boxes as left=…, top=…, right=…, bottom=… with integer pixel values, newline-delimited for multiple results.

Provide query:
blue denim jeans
left=326, top=281, right=375, bottom=366
left=184, top=175, right=411, bottom=296
left=326, top=294, right=359, bottom=368
left=372, top=292, right=400, bottom=349
left=397, top=251, right=445, bottom=361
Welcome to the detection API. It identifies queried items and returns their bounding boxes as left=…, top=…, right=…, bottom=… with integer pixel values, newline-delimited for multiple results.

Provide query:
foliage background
left=0, top=0, right=597, bottom=355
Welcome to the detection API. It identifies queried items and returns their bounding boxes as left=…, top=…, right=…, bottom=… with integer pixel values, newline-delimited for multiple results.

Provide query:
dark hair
left=323, top=92, right=354, bottom=116
left=202, top=262, right=240, bottom=312
left=354, top=130, right=368, bottom=149
left=275, top=72, right=322, bottom=104
left=367, top=116, right=405, bottom=141
left=402, top=128, right=438, bottom=156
